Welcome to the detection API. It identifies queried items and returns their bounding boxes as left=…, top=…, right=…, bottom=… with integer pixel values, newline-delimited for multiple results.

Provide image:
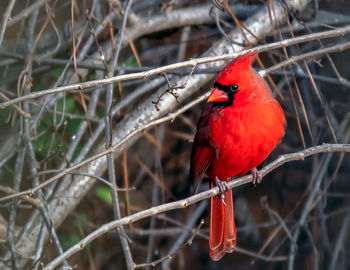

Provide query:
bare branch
left=0, top=0, right=16, bottom=47
left=1, top=1, right=316, bottom=267
left=104, top=1, right=134, bottom=268
left=0, top=92, right=209, bottom=203
left=0, top=25, right=349, bottom=109
left=43, top=144, right=350, bottom=270
left=7, top=0, right=52, bottom=27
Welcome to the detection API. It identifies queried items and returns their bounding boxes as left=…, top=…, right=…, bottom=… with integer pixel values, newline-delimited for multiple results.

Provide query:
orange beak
left=208, top=88, right=229, bottom=103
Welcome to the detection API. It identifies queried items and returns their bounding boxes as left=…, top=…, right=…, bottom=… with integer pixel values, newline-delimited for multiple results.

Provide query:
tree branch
left=43, top=144, right=350, bottom=270
left=1, top=25, right=349, bottom=109
left=0, top=0, right=313, bottom=266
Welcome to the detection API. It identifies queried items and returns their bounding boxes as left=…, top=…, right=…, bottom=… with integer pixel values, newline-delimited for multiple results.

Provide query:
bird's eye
left=229, top=84, right=238, bottom=92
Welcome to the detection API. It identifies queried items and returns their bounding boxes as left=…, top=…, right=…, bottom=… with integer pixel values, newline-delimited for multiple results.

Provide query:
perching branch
left=104, top=0, right=135, bottom=269
left=1, top=25, right=349, bottom=109
left=0, top=93, right=209, bottom=203
left=0, top=0, right=314, bottom=267
left=43, top=144, right=350, bottom=270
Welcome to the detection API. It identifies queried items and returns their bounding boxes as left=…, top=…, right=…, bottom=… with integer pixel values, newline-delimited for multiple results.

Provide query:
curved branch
left=0, top=0, right=313, bottom=266
left=1, top=25, right=349, bottom=109
left=0, top=93, right=209, bottom=203
left=43, top=144, right=350, bottom=270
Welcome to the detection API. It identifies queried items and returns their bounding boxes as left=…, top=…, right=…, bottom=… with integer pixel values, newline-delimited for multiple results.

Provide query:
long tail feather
left=209, top=183, right=236, bottom=261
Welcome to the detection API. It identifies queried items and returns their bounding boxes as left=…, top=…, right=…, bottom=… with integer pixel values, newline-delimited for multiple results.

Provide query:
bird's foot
left=251, top=167, right=262, bottom=186
left=215, top=176, right=229, bottom=206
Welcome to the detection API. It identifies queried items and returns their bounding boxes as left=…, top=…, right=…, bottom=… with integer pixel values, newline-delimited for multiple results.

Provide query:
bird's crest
left=216, top=51, right=257, bottom=84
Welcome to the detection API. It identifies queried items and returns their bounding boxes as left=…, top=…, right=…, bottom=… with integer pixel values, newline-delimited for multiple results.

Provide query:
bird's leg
left=251, top=167, right=262, bottom=185
left=215, top=176, right=229, bottom=206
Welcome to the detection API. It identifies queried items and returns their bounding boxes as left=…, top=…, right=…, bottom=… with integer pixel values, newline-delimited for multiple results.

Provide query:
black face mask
left=212, top=82, right=239, bottom=107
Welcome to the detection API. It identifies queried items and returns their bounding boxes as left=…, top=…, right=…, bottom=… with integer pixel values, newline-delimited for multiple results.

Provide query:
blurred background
left=0, top=0, right=349, bottom=269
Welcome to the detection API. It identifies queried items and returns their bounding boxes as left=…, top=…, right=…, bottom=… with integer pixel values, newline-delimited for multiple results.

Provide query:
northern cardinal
left=190, top=51, right=285, bottom=261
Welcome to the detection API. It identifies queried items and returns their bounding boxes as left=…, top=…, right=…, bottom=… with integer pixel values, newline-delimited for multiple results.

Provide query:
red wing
left=190, top=103, right=216, bottom=192
left=190, top=144, right=215, bottom=192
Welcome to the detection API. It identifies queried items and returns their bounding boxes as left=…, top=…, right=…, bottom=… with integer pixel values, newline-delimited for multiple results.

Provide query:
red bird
left=190, top=51, right=285, bottom=261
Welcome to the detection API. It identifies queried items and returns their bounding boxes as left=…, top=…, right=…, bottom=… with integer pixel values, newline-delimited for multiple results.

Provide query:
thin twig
left=0, top=92, right=31, bottom=118
left=0, top=93, right=209, bottom=203
left=105, top=1, right=134, bottom=269
left=0, top=185, right=41, bottom=208
left=1, top=25, right=349, bottom=109
left=0, top=0, right=16, bottom=47
left=7, top=0, right=51, bottom=27
left=263, top=41, right=350, bottom=75
left=42, top=144, right=350, bottom=270
left=329, top=210, right=350, bottom=269
left=135, top=219, right=205, bottom=269
left=287, top=153, right=333, bottom=270
left=161, top=200, right=207, bottom=269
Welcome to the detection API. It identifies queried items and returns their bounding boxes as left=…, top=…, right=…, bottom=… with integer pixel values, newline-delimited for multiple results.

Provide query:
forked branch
left=43, top=143, right=350, bottom=270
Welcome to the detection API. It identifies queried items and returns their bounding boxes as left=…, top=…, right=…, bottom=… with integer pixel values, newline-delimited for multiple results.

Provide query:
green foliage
left=95, top=186, right=113, bottom=205
left=51, top=67, right=65, bottom=80
left=0, top=107, right=12, bottom=122
left=62, top=234, right=81, bottom=250
left=34, top=95, right=83, bottom=161
left=57, top=95, right=75, bottom=115
left=87, top=72, right=96, bottom=81
left=73, top=213, right=89, bottom=228
left=62, top=214, right=92, bottom=250
left=122, top=57, right=138, bottom=67
left=61, top=233, right=92, bottom=250
left=96, top=108, right=105, bottom=118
